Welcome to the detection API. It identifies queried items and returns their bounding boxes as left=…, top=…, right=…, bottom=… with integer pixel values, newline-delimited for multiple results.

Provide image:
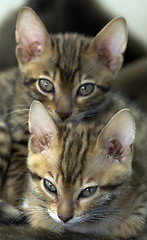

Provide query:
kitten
left=0, top=9, right=146, bottom=238
left=0, top=0, right=146, bottom=70
left=0, top=7, right=128, bottom=207
left=22, top=100, right=147, bottom=240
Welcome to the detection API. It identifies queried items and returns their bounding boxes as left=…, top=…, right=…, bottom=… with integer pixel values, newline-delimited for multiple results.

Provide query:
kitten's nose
left=58, top=200, right=74, bottom=223
left=58, top=213, right=73, bottom=223
left=56, top=111, right=72, bottom=121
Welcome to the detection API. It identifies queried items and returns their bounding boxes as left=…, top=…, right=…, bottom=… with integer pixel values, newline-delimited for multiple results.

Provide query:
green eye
left=43, top=179, right=57, bottom=194
left=77, top=83, right=95, bottom=97
left=39, top=79, right=55, bottom=93
left=79, top=186, right=97, bottom=198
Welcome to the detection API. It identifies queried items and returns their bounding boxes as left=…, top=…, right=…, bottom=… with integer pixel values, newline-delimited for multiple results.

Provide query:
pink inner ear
left=18, top=41, right=42, bottom=63
left=17, top=29, right=43, bottom=63
left=98, top=38, right=122, bottom=66
left=31, top=132, right=51, bottom=153
left=108, top=139, right=123, bottom=162
left=26, top=41, right=42, bottom=61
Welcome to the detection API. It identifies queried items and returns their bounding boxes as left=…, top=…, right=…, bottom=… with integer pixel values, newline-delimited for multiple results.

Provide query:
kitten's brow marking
left=30, top=171, right=42, bottom=181
left=23, top=78, right=37, bottom=86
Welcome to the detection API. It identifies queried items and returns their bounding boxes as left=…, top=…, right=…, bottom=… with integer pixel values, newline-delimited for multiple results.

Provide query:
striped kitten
left=22, top=100, right=147, bottom=239
left=0, top=7, right=128, bottom=207
left=0, top=7, right=146, bottom=239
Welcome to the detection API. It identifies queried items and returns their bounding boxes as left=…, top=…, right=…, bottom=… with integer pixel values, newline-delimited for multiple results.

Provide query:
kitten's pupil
left=43, top=179, right=57, bottom=194
left=39, top=79, right=55, bottom=93
left=79, top=186, right=97, bottom=198
left=77, top=83, right=95, bottom=97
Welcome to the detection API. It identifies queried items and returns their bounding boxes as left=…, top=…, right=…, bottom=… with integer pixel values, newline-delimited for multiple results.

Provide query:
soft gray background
left=0, top=0, right=147, bottom=48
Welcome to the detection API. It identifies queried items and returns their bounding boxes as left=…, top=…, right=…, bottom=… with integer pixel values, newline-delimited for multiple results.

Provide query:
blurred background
left=0, top=0, right=147, bottom=49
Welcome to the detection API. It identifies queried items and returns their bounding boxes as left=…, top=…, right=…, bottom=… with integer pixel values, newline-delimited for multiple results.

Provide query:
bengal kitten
left=0, top=7, right=146, bottom=235
left=21, top=100, right=147, bottom=240
left=0, top=7, right=128, bottom=206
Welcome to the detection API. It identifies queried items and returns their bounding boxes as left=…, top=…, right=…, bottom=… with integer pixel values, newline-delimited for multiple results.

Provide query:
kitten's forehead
left=57, top=123, right=99, bottom=184
left=51, top=33, right=91, bottom=83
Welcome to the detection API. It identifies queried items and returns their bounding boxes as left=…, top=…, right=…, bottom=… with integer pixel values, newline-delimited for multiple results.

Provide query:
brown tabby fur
left=0, top=224, right=116, bottom=240
left=0, top=7, right=146, bottom=240
left=0, top=8, right=127, bottom=205
left=21, top=101, right=147, bottom=239
left=0, top=222, right=147, bottom=240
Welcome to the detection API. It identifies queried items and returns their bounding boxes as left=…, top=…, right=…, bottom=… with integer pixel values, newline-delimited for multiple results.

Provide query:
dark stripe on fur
left=0, top=126, right=8, bottom=133
left=59, top=126, right=71, bottom=182
left=100, top=183, right=122, bottom=190
left=0, top=153, right=9, bottom=159
left=30, top=171, right=42, bottom=181
left=97, top=85, right=110, bottom=93
left=23, top=78, right=37, bottom=86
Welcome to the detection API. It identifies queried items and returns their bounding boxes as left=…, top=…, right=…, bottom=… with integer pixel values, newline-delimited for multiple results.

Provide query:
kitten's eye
left=39, top=79, right=55, bottom=93
left=77, top=83, right=95, bottom=97
left=79, top=186, right=97, bottom=198
left=43, top=179, right=57, bottom=194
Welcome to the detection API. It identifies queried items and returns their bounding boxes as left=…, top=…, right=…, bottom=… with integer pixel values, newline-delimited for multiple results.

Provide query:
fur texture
left=0, top=7, right=146, bottom=240
left=21, top=101, right=147, bottom=239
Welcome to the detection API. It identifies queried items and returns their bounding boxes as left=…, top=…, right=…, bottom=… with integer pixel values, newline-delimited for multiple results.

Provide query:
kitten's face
left=19, top=34, right=112, bottom=121
left=16, top=7, right=127, bottom=121
left=27, top=140, right=130, bottom=227
left=25, top=101, right=135, bottom=231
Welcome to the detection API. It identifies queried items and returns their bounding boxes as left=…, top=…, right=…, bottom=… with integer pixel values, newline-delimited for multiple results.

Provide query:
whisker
left=4, top=107, right=29, bottom=118
left=7, top=112, right=29, bottom=121
left=10, top=212, right=27, bottom=225
left=11, top=120, right=28, bottom=132
left=7, top=171, right=30, bottom=176
left=6, top=104, right=30, bottom=110
left=7, top=114, right=28, bottom=126
left=9, top=108, right=29, bottom=114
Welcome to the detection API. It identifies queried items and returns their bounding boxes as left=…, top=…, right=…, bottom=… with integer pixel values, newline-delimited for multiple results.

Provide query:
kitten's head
left=26, top=101, right=135, bottom=231
left=16, top=7, right=127, bottom=121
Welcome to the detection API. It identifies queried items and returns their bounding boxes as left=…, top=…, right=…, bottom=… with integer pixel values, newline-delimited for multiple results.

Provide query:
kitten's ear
left=29, top=101, right=58, bottom=153
left=16, top=7, right=52, bottom=64
left=90, top=17, right=128, bottom=73
left=98, top=109, right=135, bottom=163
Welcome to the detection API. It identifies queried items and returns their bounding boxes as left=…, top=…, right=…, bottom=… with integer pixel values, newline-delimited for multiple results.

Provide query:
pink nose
left=58, top=213, right=73, bottom=223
